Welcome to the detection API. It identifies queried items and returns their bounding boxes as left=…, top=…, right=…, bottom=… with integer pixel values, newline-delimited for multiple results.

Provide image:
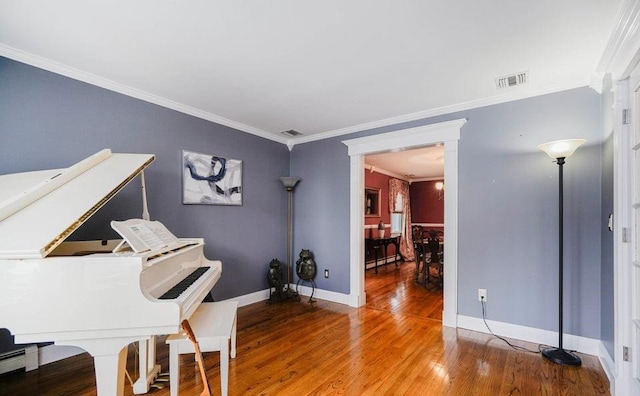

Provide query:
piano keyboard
left=158, top=266, right=210, bottom=300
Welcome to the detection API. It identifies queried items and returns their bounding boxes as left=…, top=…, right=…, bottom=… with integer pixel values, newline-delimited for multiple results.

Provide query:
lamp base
left=541, top=347, right=581, bottom=366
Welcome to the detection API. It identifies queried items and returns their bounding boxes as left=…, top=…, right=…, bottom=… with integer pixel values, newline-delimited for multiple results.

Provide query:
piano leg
left=133, top=336, right=162, bottom=394
left=93, top=347, right=128, bottom=396
left=57, top=336, right=143, bottom=396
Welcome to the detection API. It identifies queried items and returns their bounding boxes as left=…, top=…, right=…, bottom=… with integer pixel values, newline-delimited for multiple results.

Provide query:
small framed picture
left=182, top=150, right=242, bottom=205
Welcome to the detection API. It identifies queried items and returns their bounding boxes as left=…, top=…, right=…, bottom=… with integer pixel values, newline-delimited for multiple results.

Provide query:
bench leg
left=169, top=345, right=179, bottom=396
left=230, top=313, right=237, bottom=359
left=220, top=340, right=229, bottom=396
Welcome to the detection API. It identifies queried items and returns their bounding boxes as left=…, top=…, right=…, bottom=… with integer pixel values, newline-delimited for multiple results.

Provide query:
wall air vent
left=281, top=129, right=303, bottom=137
left=495, top=71, right=528, bottom=90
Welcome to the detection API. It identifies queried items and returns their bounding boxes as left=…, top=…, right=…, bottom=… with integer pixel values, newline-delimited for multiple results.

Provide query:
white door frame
left=342, top=118, right=466, bottom=328
left=613, top=66, right=640, bottom=396
left=601, top=3, right=640, bottom=393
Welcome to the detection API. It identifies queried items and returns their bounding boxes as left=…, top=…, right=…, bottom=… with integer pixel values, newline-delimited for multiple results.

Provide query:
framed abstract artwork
left=182, top=150, right=243, bottom=205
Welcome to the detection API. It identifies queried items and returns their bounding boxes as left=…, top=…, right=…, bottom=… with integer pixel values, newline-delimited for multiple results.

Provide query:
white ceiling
left=0, top=1, right=624, bottom=146
left=366, top=145, right=444, bottom=180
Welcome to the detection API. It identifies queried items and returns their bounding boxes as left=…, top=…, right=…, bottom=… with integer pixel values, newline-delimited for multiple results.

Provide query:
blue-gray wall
left=0, top=57, right=290, bottom=351
left=292, top=87, right=606, bottom=339
left=0, top=54, right=615, bottom=350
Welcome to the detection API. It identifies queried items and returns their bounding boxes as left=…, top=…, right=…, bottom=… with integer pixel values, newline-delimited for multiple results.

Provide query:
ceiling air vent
left=495, top=71, right=528, bottom=90
left=281, top=129, right=303, bottom=137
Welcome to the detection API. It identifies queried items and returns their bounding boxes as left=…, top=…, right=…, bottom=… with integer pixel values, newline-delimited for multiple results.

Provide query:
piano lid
left=0, top=149, right=155, bottom=259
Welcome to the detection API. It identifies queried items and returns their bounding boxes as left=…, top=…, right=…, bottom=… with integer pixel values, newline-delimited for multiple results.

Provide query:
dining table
left=365, top=235, right=401, bottom=273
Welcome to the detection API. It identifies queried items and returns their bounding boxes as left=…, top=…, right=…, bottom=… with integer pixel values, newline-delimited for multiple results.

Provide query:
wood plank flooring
left=0, top=261, right=609, bottom=395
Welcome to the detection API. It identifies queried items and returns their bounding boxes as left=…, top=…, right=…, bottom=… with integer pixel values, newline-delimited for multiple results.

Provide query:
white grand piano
left=0, top=149, right=222, bottom=395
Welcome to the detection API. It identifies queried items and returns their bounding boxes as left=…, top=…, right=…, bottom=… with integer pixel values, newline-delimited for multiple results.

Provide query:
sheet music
left=111, top=219, right=179, bottom=253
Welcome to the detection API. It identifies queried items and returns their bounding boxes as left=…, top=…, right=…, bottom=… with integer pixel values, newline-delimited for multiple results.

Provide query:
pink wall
left=364, top=171, right=395, bottom=260
left=410, top=180, right=444, bottom=224
left=362, top=173, right=445, bottom=263
left=364, top=170, right=391, bottom=228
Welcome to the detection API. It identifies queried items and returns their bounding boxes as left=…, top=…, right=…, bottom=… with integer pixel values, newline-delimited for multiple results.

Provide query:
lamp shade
left=280, top=176, right=300, bottom=189
left=538, top=139, right=586, bottom=159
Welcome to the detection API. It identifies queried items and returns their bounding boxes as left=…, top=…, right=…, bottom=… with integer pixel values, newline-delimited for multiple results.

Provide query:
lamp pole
left=556, top=157, right=567, bottom=354
left=280, top=176, right=300, bottom=299
left=286, top=186, right=293, bottom=285
left=538, top=139, right=584, bottom=366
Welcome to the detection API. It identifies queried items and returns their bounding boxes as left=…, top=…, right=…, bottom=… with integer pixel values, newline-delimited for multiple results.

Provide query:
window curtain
left=389, top=178, right=414, bottom=261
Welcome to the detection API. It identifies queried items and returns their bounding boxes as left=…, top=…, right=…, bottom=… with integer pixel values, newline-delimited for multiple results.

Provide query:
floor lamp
left=538, top=138, right=585, bottom=366
left=280, top=176, right=301, bottom=300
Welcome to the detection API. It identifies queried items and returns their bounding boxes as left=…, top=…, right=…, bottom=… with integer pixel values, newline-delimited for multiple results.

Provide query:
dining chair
left=426, top=230, right=443, bottom=286
left=411, top=225, right=425, bottom=281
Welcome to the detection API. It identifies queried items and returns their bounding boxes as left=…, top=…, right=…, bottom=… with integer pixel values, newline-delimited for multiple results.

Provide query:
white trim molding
left=364, top=164, right=409, bottom=181
left=343, top=119, right=466, bottom=328
left=38, top=345, right=84, bottom=366
left=595, top=0, right=640, bottom=82
left=1, top=43, right=591, bottom=151
left=457, top=315, right=602, bottom=357
left=291, top=80, right=588, bottom=147
left=599, top=342, right=617, bottom=395
left=0, top=44, right=289, bottom=146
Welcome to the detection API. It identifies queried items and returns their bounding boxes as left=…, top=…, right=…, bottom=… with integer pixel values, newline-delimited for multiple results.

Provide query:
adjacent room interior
left=364, top=146, right=445, bottom=322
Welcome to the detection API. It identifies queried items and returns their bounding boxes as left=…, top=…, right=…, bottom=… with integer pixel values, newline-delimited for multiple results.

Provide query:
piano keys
left=159, top=266, right=212, bottom=300
left=0, top=149, right=222, bottom=396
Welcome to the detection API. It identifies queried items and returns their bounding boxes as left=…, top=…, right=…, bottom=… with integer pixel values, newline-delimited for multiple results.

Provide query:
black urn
left=267, top=258, right=288, bottom=302
left=267, top=259, right=284, bottom=288
left=295, top=249, right=317, bottom=281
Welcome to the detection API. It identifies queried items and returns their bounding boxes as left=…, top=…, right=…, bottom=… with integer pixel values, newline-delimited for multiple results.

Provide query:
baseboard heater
left=0, top=345, right=38, bottom=374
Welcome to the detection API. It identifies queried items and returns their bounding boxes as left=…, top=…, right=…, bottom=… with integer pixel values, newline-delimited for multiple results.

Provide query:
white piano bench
left=166, top=301, right=238, bottom=396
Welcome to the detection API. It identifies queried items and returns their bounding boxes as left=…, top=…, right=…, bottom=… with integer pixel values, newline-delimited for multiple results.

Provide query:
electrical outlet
left=478, top=289, right=487, bottom=302
left=324, top=269, right=329, bottom=278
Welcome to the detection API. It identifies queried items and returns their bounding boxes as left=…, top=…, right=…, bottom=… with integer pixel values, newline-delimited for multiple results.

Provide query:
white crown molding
left=0, top=43, right=593, bottom=149
left=290, top=77, right=589, bottom=147
left=410, top=176, right=444, bottom=183
left=364, top=165, right=444, bottom=183
left=344, top=119, right=466, bottom=156
left=364, top=164, right=408, bottom=181
left=0, top=44, right=289, bottom=146
left=595, top=0, right=640, bottom=81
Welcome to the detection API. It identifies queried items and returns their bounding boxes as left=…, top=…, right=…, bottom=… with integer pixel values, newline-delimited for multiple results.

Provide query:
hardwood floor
left=0, top=261, right=609, bottom=395
left=366, top=259, right=443, bottom=322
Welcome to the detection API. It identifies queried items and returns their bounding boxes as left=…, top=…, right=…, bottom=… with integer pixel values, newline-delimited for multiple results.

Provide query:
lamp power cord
left=480, top=297, right=540, bottom=354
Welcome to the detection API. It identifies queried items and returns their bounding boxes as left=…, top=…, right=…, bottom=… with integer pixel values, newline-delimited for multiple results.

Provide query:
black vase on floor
left=295, top=249, right=317, bottom=303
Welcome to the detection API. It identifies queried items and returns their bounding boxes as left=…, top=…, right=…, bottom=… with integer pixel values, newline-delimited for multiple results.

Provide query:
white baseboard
left=457, top=315, right=601, bottom=356
left=225, top=285, right=352, bottom=307
left=294, top=283, right=352, bottom=305
left=365, top=256, right=401, bottom=270
left=222, top=289, right=270, bottom=307
left=39, top=344, right=84, bottom=366
left=598, top=342, right=616, bottom=395
left=0, top=345, right=38, bottom=374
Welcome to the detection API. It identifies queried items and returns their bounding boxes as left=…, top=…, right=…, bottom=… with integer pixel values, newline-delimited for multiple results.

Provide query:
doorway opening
left=363, top=145, right=445, bottom=320
left=342, top=118, right=465, bottom=328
